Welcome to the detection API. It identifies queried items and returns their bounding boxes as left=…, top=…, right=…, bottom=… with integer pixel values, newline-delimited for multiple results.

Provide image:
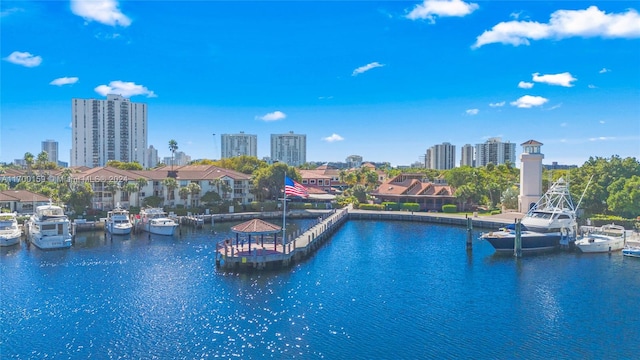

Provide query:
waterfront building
left=474, top=137, right=516, bottom=167
left=0, top=190, right=50, bottom=213
left=370, top=173, right=455, bottom=211
left=64, top=165, right=254, bottom=210
left=71, top=94, right=148, bottom=168
left=145, top=145, right=158, bottom=169
left=426, top=142, right=456, bottom=170
left=518, top=140, right=544, bottom=213
left=270, top=131, right=306, bottom=166
left=221, top=132, right=257, bottom=159
left=345, top=155, right=363, bottom=168
left=41, top=139, right=59, bottom=164
left=162, top=151, right=191, bottom=167
left=460, top=144, right=474, bottom=167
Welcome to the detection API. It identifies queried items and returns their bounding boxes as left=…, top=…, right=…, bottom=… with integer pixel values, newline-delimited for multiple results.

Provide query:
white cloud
left=588, top=84, right=597, bottom=89
left=3, top=51, right=42, bottom=67
left=588, top=136, right=616, bottom=142
left=70, top=0, right=131, bottom=27
left=473, top=6, right=640, bottom=48
left=547, top=103, right=563, bottom=110
left=518, top=81, right=534, bottom=89
left=489, top=101, right=505, bottom=107
left=406, top=0, right=479, bottom=22
left=532, top=72, right=577, bottom=87
left=599, top=67, right=611, bottom=74
left=323, top=134, right=345, bottom=142
left=352, top=62, right=384, bottom=76
left=599, top=120, right=606, bottom=124
left=50, top=77, right=79, bottom=86
left=94, top=80, right=157, bottom=98
left=465, top=109, right=479, bottom=115
left=256, top=111, right=286, bottom=122
left=510, top=95, right=549, bottom=108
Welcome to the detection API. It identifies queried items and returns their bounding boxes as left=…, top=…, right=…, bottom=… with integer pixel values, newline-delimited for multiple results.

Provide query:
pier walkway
left=216, top=206, right=350, bottom=270
left=215, top=207, right=518, bottom=271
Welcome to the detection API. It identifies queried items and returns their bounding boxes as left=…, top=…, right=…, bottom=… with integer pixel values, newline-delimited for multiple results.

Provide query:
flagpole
left=282, top=172, right=287, bottom=250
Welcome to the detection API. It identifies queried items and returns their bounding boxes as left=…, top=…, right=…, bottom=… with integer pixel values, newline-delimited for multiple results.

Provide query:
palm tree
left=106, top=181, right=120, bottom=210
left=23, top=152, right=34, bottom=176
left=221, top=181, right=232, bottom=201
left=36, top=151, right=49, bottom=176
left=124, top=183, right=138, bottom=206
left=162, top=177, right=178, bottom=205
left=136, top=177, right=148, bottom=206
left=178, top=186, right=190, bottom=207
left=187, top=182, right=201, bottom=208
left=168, top=139, right=178, bottom=171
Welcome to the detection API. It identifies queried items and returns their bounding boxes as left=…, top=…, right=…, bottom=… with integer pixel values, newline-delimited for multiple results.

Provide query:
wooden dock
left=215, top=207, right=515, bottom=271
left=216, top=207, right=349, bottom=271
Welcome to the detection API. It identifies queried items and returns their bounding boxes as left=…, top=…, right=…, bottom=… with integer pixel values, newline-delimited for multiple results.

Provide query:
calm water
left=1, top=219, right=639, bottom=359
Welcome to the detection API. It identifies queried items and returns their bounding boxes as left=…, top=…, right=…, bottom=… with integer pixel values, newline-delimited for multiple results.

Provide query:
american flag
left=285, top=176, right=309, bottom=198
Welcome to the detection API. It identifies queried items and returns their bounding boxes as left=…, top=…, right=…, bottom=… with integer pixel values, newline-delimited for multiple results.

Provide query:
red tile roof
left=231, top=219, right=281, bottom=234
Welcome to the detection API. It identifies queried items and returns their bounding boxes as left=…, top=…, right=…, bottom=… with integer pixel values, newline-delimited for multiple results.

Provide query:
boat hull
left=30, top=235, right=72, bottom=250
left=107, top=224, right=133, bottom=235
left=147, top=225, right=177, bottom=236
left=576, top=237, right=625, bottom=253
left=0, top=234, right=21, bottom=247
left=622, top=247, right=640, bottom=258
left=483, top=233, right=560, bottom=253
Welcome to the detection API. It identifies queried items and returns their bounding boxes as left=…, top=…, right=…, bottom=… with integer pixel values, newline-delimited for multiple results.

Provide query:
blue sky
left=1, top=0, right=639, bottom=167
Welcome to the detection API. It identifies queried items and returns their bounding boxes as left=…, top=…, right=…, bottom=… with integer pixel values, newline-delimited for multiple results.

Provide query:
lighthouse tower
left=518, top=140, right=544, bottom=213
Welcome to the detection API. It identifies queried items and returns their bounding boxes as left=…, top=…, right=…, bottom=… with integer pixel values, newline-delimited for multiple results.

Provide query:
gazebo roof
left=231, top=219, right=281, bottom=234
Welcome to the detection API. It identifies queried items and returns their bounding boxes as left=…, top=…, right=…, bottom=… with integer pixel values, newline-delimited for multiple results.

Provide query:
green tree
left=200, top=191, right=222, bottom=206
left=36, top=151, right=49, bottom=175
left=168, top=139, right=178, bottom=170
left=106, top=181, right=120, bottom=209
left=67, top=182, right=94, bottom=214
left=251, top=162, right=300, bottom=201
left=178, top=186, right=190, bottom=206
left=187, top=182, right=202, bottom=207
left=135, top=178, right=148, bottom=205
left=162, top=177, right=178, bottom=204
left=501, top=186, right=519, bottom=210
left=607, top=175, right=640, bottom=218
left=107, top=160, right=144, bottom=170
left=123, top=183, right=138, bottom=206
left=23, top=152, right=34, bottom=176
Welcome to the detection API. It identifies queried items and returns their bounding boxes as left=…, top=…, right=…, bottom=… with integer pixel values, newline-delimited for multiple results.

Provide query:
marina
left=1, top=218, right=639, bottom=358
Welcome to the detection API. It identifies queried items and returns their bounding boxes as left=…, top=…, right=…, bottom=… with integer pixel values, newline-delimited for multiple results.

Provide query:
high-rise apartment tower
left=71, top=94, right=147, bottom=168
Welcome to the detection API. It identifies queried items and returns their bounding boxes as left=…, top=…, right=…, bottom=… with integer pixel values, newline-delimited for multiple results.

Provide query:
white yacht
left=0, top=213, right=21, bottom=247
left=106, top=205, right=133, bottom=235
left=139, top=208, right=178, bottom=236
left=26, top=203, right=72, bottom=249
left=575, top=224, right=627, bottom=253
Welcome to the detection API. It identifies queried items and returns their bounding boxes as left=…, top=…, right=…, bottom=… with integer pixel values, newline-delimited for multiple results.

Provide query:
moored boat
left=622, top=246, right=640, bottom=258
left=106, top=205, right=133, bottom=235
left=575, top=224, right=626, bottom=253
left=0, top=213, right=21, bottom=247
left=481, top=177, right=582, bottom=253
left=26, top=203, right=72, bottom=249
left=139, top=207, right=178, bottom=236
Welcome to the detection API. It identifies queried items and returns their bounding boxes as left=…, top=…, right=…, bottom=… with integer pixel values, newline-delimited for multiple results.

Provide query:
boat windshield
left=0, top=221, right=16, bottom=230
left=528, top=211, right=553, bottom=220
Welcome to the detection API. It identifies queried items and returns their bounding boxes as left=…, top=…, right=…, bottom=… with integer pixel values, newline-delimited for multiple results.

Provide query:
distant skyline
left=2, top=1, right=639, bottom=167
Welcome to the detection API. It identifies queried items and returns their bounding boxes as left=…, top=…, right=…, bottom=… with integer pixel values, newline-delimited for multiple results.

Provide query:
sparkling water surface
left=2, top=219, right=639, bottom=359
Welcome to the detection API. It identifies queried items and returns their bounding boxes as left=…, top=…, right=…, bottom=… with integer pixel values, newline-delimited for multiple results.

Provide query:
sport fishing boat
left=106, top=204, right=133, bottom=235
left=481, top=178, right=585, bottom=253
left=0, top=212, right=21, bottom=247
left=26, top=203, right=72, bottom=249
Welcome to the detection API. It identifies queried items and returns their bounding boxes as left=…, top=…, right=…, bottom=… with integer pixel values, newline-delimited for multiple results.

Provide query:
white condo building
left=270, top=131, right=306, bottom=166
left=41, top=139, right=59, bottom=163
left=426, top=142, right=456, bottom=170
left=460, top=144, right=474, bottom=167
left=145, top=145, right=159, bottom=168
left=221, top=132, right=257, bottom=159
left=71, top=94, right=147, bottom=168
left=475, top=137, right=516, bottom=167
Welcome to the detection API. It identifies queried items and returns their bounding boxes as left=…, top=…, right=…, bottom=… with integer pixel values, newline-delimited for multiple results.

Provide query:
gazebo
left=230, top=218, right=282, bottom=253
